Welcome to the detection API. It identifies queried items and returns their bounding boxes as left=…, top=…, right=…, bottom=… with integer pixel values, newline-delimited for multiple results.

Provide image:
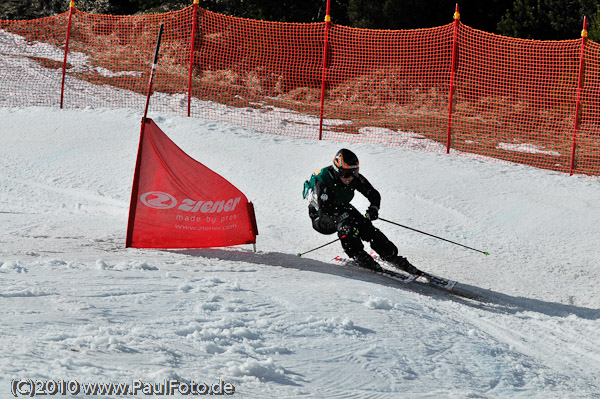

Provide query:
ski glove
left=365, top=205, right=379, bottom=221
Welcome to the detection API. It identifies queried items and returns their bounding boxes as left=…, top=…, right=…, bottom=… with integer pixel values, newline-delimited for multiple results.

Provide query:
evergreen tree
left=498, top=0, right=598, bottom=41
left=346, top=0, right=452, bottom=30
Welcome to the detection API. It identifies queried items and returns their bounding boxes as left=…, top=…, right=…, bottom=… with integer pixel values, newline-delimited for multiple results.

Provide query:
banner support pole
left=126, top=24, right=165, bottom=247
left=142, top=23, right=164, bottom=122
left=187, top=0, right=200, bottom=117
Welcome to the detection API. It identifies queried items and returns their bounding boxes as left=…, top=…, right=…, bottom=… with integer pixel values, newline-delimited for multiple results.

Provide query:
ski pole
left=379, top=217, right=489, bottom=256
left=297, top=238, right=340, bottom=257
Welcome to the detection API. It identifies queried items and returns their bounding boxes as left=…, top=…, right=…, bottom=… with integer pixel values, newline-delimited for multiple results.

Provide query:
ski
left=418, top=271, right=457, bottom=291
left=370, top=252, right=457, bottom=291
left=333, top=254, right=457, bottom=291
left=332, top=255, right=417, bottom=284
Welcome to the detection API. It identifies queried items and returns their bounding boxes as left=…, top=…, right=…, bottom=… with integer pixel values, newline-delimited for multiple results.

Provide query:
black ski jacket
left=307, top=165, right=381, bottom=219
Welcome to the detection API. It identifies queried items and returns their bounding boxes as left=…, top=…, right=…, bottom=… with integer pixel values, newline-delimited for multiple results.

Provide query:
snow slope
left=1, top=105, right=599, bottom=398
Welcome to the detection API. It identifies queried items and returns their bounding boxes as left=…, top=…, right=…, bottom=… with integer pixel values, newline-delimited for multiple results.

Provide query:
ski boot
left=353, top=251, right=383, bottom=272
left=388, top=256, right=423, bottom=276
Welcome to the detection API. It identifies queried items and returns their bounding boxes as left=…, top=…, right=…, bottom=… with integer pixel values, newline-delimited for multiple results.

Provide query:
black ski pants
left=311, top=205, right=398, bottom=260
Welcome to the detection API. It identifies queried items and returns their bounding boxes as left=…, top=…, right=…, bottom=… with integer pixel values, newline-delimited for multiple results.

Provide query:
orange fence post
left=318, top=0, right=332, bottom=140
left=60, top=0, right=75, bottom=109
left=569, top=17, right=587, bottom=176
left=446, top=4, right=460, bottom=153
left=187, top=0, right=200, bottom=117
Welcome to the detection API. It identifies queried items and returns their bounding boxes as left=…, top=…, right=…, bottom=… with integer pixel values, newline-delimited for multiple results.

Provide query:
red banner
left=126, top=118, right=258, bottom=248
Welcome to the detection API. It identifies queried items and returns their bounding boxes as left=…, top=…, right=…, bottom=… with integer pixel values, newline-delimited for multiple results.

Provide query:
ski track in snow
left=2, top=251, right=599, bottom=398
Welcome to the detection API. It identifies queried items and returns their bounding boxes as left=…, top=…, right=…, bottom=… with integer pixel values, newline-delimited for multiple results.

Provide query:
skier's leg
left=338, top=223, right=362, bottom=255
left=337, top=211, right=381, bottom=271
left=355, top=216, right=397, bottom=260
left=366, top=227, right=398, bottom=260
left=361, top=222, right=422, bottom=275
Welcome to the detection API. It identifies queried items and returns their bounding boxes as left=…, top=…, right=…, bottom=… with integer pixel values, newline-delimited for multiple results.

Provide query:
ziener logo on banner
left=140, top=191, right=177, bottom=209
left=140, top=191, right=242, bottom=214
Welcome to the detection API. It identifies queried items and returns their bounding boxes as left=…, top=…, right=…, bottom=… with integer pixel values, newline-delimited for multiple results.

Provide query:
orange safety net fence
left=0, top=12, right=69, bottom=107
left=0, top=6, right=599, bottom=176
left=453, top=25, right=583, bottom=173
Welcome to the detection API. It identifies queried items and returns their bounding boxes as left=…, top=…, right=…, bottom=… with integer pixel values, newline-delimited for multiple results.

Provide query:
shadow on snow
left=169, top=248, right=599, bottom=321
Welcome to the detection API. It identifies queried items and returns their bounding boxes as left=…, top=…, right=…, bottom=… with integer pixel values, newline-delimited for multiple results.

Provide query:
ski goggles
left=339, top=167, right=359, bottom=178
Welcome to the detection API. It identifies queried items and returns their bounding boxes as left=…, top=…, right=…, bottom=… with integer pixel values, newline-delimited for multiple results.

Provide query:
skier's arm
left=356, top=174, right=381, bottom=209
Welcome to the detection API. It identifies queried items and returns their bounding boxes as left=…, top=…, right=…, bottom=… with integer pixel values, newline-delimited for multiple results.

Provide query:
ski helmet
left=332, top=148, right=359, bottom=178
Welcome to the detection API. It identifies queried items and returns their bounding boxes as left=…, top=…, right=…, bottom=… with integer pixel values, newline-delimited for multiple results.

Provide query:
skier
left=303, top=148, right=422, bottom=274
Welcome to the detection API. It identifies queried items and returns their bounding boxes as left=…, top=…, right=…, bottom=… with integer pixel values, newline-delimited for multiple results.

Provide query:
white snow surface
left=1, top=105, right=599, bottom=399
